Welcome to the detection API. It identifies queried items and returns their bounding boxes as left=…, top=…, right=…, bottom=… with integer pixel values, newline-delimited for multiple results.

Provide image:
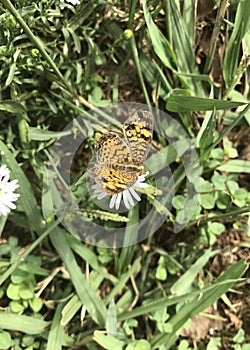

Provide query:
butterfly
left=88, top=110, right=153, bottom=195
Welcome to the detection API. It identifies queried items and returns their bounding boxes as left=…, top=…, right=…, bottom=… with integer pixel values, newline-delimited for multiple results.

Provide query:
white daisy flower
left=60, top=0, right=80, bottom=5
left=0, top=165, right=20, bottom=216
left=92, top=172, right=149, bottom=210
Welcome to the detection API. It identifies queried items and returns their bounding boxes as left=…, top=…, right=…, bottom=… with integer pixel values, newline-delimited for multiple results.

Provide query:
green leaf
left=156, top=265, right=167, bottom=281
left=29, top=298, right=43, bottom=312
left=207, top=337, right=221, bottom=350
left=166, top=90, right=246, bottom=112
left=10, top=301, right=25, bottom=313
left=172, top=195, right=185, bottom=210
left=0, top=100, right=26, bottom=113
left=208, top=222, right=225, bottom=235
left=19, top=285, right=34, bottom=300
left=66, top=234, right=116, bottom=283
left=29, top=127, right=72, bottom=141
left=216, top=192, right=230, bottom=210
left=118, top=260, right=247, bottom=326
left=227, top=180, right=239, bottom=194
left=212, top=173, right=226, bottom=190
left=175, top=197, right=201, bottom=224
left=5, top=62, right=16, bottom=86
left=233, top=328, right=245, bottom=344
left=234, top=188, right=248, bottom=200
left=6, top=283, right=20, bottom=300
left=133, top=339, right=151, bottom=350
left=167, top=1, right=202, bottom=94
left=140, top=52, right=170, bottom=99
left=0, top=331, right=12, bottom=349
left=67, top=27, right=81, bottom=54
left=43, top=95, right=58, bottom=114
left=93, top=331, right=125, bottom=349
left=200, top=193, right=216, bottom=209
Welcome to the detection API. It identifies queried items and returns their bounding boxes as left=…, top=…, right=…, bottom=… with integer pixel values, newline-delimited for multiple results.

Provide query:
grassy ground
left=0, top=0, right=250, bottom=349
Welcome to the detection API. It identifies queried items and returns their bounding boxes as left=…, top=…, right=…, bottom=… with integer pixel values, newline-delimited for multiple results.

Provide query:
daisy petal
left=97, top=192, right=107, bottom=200
left=0, top=165, right=20, bottom=216
left=128, top=187, right=141, bottom=202
left=122, top=189, right=130, bottom=209
left=109, top=194, right=117, bottom=209
left=115, top=192, right=122, bottom=210
left=125, top=189, right=134, bottom=207
left=135, top=182, right=149, bottom=188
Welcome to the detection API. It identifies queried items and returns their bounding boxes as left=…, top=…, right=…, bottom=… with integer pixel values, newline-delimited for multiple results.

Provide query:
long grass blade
left=50, top=227, right=107, bottom=326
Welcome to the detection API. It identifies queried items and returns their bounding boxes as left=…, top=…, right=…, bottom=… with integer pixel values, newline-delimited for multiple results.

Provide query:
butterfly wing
left=94, top=132, right=133, bottom=166
left=89, top=165, right=138, bottom=194
left=88, top=132, right=138, bottom=194
left=123, top=111, right=153, bottom=164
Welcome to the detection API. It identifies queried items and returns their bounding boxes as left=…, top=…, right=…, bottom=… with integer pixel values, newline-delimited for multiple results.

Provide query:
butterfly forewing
left=123, top=111, right=153, bottom=164
left=95, top=132, right=133, bottom=167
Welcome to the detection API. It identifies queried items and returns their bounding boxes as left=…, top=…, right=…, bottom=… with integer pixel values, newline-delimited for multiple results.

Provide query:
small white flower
left=60, top=0, right=80, bottom=5
left=92, top=172, right=149, bottom=210
left=0, top=165, right=20, bottom=216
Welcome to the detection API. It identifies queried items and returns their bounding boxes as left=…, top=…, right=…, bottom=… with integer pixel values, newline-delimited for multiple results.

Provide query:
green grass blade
left=46, top=304, right=64, bottom=350
left=117, top=206, right=139, bottom=273
left=61, top=295, right=82, bottom=326
left=217, top=159, right=250, bottom=173
left=140, top=52, right=170, bottom=99
left=171, top=249, right=218, bottom=295
left=66, top=234, right=117, bottom=284
left=118, top=259, right=247, bottom=324
left=105, top=257, right=141, bottom=305
left=204, top=103, right=250, bottom=157
left=129, top=33, right=151, bottom=106
left=142, top=0, right=177, bottom=71
left=0, top=313, right=49, bottom=335
left=106, top=299, right=117, bottom=334
left=223, top=0, right=250, bottom=88
left=151, top=259, right=248, bottom=349
left=167, top=1, right=202, bottom=94
left=204, top=0, right=228, bottom=73
left=197, top=108, right=217, bottom=155
left=166, top=89, right=246, bottom=112
left=50, top=227, right=107, bottom=326
left=182, top=0, right=195, bottom=40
